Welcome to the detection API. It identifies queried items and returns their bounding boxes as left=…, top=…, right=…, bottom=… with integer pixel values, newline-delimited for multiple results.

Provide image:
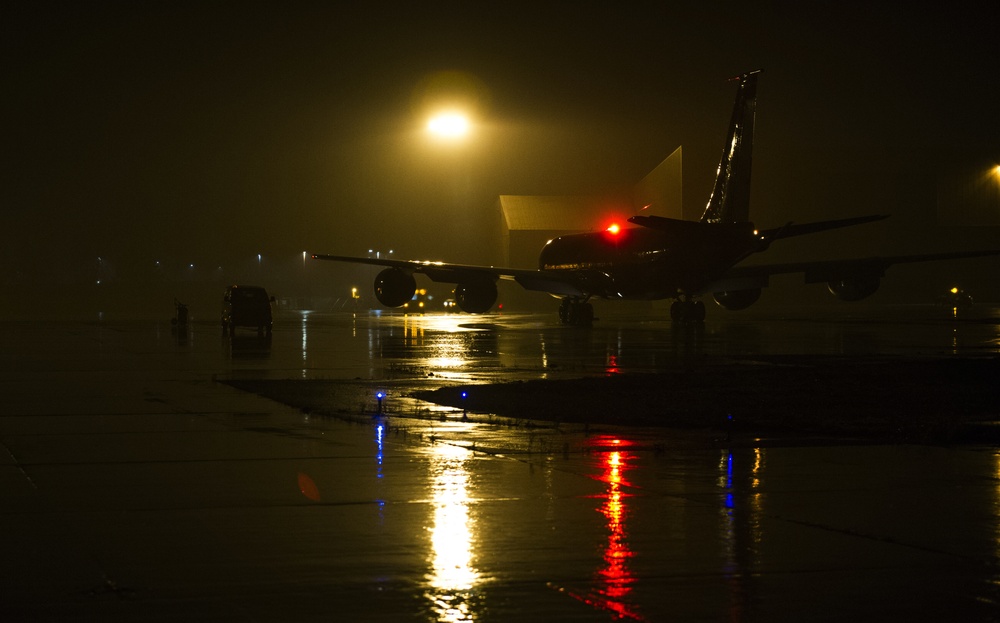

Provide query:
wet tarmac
left=1, top=305, right=999, bottom=621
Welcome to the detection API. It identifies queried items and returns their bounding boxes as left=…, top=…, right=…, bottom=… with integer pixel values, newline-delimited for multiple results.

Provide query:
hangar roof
left=499, top=195, right=631, bottom=232
left=498, top=146, right=683, bottom=232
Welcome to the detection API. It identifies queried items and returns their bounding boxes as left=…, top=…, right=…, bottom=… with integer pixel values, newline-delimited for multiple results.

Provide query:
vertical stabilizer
left=700, top=70, right=760, bottom=224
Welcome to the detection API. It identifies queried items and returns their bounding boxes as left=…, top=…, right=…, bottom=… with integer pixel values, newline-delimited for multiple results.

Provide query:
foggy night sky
left=3, top=2, right=997, bottom=314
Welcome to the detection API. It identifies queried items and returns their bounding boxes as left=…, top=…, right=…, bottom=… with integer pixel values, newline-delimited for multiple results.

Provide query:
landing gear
left=558, top=298, right=594, bottom=326
left=670, top=299, right=706, bottom=323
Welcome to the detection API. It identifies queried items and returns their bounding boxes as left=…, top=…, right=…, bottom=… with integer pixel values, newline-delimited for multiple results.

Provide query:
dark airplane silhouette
left=313, top=70, right=997, bottom=324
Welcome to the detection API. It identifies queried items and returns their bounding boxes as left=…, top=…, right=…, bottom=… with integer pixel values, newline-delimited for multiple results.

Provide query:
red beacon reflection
left=606, top=223, right=621, bottom=235
left=564, top=443, right=643, bottom=620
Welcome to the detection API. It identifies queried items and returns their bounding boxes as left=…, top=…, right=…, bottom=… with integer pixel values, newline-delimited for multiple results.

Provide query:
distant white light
left=427, top=112, right=470, bottom=139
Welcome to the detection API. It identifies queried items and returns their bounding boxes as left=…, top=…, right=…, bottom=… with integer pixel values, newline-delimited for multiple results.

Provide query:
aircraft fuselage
left=538, top=224, right=758, bottom=300
left=311, top=70, right=999, bottom=326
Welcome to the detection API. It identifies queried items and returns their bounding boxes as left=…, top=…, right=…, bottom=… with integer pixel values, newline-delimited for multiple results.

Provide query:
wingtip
left=729, top=68, right=763, bottom=82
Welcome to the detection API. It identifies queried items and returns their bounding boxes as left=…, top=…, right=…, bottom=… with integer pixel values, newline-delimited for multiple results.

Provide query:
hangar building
left=497, top=147, right=683, bottom=268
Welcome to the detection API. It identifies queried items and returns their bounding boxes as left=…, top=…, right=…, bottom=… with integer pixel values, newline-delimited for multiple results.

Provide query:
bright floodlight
left=427, top=112, right=470, bottom=139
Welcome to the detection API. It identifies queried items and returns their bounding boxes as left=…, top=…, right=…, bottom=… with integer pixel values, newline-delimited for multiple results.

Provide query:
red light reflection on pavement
left=564, top=439, right=645, bottom=620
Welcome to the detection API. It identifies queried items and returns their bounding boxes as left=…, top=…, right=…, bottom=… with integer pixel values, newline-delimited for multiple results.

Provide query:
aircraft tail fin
left=700, top=70, right=761, bottom=224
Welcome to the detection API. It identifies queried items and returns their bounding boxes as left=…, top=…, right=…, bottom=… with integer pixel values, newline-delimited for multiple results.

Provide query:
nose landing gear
left=558, top=298, right=595, bottom=326
left=670, top=299, right=706, bottom=323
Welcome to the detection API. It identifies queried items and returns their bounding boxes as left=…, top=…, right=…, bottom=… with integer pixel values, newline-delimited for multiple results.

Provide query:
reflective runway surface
left=1, top=306, right=999, bottom=621
left=229, top=303, right=1000, bottom=382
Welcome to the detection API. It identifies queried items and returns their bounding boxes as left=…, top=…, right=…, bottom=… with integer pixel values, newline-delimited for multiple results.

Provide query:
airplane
left=312, top=69, right=998, bottom=325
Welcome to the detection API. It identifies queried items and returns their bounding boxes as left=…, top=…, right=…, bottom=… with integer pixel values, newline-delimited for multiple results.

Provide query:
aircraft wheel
left=566, top=302, right=580, bottom=325
left=670, top=300, right=706, bottom=323
left=558, top=299, right=572, bottom=324
left=558, top=300, right=594, bottom=326
left=670, top=301, right=685, bottom=321
left=692, top=301, right=706, bottom=322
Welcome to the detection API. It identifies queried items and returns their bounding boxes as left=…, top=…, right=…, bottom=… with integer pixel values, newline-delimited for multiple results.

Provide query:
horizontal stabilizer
left=628, top=215, right=754, bottom=240
left=759, top=214, right=889, bottom=241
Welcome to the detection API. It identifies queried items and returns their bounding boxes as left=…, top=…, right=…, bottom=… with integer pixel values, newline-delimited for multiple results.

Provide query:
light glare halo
left=428, top=112, right=470, bottom=138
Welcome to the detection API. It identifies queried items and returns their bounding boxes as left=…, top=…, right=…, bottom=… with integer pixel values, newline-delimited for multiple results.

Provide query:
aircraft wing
left=310, top=254, right=602, bottom=298
left=629, top=213, right=890, bottom=242
left=700, top=249, right=1000, bottom=294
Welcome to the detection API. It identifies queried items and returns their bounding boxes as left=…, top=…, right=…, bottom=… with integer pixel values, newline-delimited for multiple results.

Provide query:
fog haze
left=4, top=2, right=997, bottom=317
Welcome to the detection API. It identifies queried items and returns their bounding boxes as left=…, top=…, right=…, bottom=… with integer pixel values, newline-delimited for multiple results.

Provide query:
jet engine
left=374, top=268, right=416, bottom=308
left=827, top=275, right=880, bottom=301
left=455, top=280, right=497, bottom=313
left=713, top=288, right=762, bottom=310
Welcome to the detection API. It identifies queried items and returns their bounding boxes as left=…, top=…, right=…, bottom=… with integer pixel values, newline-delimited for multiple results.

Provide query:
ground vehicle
left=222, top=285, right=273, bottom=336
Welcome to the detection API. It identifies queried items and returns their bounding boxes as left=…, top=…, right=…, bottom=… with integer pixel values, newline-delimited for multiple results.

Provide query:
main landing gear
left=559, top=298, right=594, bottom=326
left=670, top=299, right=706, bottom=323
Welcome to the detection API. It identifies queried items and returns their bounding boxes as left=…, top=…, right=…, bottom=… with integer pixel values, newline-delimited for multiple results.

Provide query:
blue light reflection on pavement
left=1, top=312, right=999, bottom=620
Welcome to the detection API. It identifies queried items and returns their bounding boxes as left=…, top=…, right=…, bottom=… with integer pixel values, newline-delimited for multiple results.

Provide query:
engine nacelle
left=455, top=280, right=497, bottom=314
left=827, top=275, right=880, bottom=301
left=713, top=288, right=762, bottom=311
left=374, top=268, right=416, bottom=308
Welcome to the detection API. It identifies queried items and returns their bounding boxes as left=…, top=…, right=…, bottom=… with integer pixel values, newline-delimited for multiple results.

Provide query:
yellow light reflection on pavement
left=425, top=443, right=482, bottom=622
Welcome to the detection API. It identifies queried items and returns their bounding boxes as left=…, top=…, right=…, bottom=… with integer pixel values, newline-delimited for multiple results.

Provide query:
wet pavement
left=1, top=306, right=999, bottom=621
